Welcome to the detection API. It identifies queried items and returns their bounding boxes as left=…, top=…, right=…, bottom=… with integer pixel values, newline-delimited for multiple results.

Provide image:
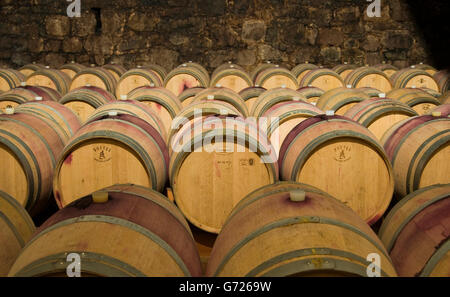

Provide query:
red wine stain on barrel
left=179, top=79, right=195, bottom=95
left=214, top=162, right=221, bottom=178
left=54, top=191, right=62, bottom=208
left=64, top=153, right=73, bottom=165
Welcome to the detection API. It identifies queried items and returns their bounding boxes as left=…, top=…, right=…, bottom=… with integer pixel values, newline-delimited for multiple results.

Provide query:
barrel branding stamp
left=334, top=144, right=351, bottom=162
left=93, top=145, right=112, bottom=162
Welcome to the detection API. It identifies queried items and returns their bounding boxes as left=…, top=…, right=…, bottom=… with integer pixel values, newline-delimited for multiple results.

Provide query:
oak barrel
left=239, top=86, right=266, bottom=112
left=86, top=100, right=167, bottom=143
left=164, top=63, right=209, bottom=96
left=169, top=117, right=278, bottom=233
left=115, top=67, right=163, bottom=99
left=0, top=190, right=35, bottom=276
left=279, top=115, right=394, bottom=224
left=299, top=68, right=344, bottom=91
left=18, top=63, right=45, bottom=78
left=391, top=66, right=439, bottom=91
left=344, top=97, right=418, bottom=140
left=59, top=62, right=86, bottom=79
left=373, top=63, right=398, bottom=78
left=296, top=86, right=325, bottom=105
left=332, top=63, right=358, bottom=81
left=379, top=184, right=450, bottom=276
left=102, top=64, right=127, bottom=81
left=70, top=67, right=117, bottom=94
left=262, top=101, right=323, bottom=156
left=0, top=69, right=25, bottom=92
left=433, top=70, right=449, bottom=93
left=254, top=66, right=299, bottom=90
left=344, top=67, right=393, bottom=93
left=250, top=87, right=306, bottom=118
left=0, top=112, right=65, bottom=216
left=210, top=64, right=252, bottom=93
left=191, top=87, right=248, bottom=118
left=26, top=68, right=71, bottom=95
left=8, top=184, right=202, bottom=277
left=206, top=182, right=397, bottom=277
left=53, top=114, right=169, bottom=208
left=316, top=86, right=370, bottom=115
left=386, top=88, right=441, bottom=115
left=127, top=86, right=181, bottom=135
left=291, top=62, right=319, bottom=83
left=381, top=115, right=450, bottom=197
left=14, top=101, right=82, bottom=145
left=178, top=87, right=205, bottom=108
left=60, top=86, right=116, bottom=122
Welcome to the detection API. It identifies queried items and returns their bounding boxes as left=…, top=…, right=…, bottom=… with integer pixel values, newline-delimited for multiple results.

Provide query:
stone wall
left=0, top=0, right=442, bottom=72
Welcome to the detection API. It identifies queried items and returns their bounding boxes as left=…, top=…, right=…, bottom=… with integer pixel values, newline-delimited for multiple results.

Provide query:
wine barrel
left=60, top=86, right=116, bottom=123
left=139, top=64, right=167, bottom=83
left=0, top=86, right=62, bottom=113
left=332, top=63, right=358, bottom=81
left=211, top=62, right=244, bottom=78
left=373, top=63, right=399, bottom=78
left=0, top=88, right=41, bottom=113
left=411, top=63, right=437, bottom=76
left=70, top=67, right=117, bottom=94
left=168, top=100, right=243, bottom=150
left=428, top=104, right=450, bottom=117
left=250, top=87, right=306, bottom=118
left=0, top=69, right=26, bottom=92
left=316, top=86, right=370, bottom=115
left=191, top=87, right=248, bottom=118
left=391, top=66, right=439, bottom=91
left=345, top=67, right=393, bottom=93
left=254, top=66, right=299, bottom=90
left=420, top=87, right=441, bottom=99
left=250, top=62, right=276, bottom=82
left=379, top=184, right=450, bottom=276
left=127, top=86, right=181, bottom=135
left=434, top=70, right=450, bottom=93
left=210, top=64, right=252, bottom=93
left=291, top=62, right=319, bottom=84
left=178, top=87, right=205, bottom=108
left=102, top=64, right=127, bottom=81
left=357, top=87, right=382, bottom=98
left=53, top=114, right=169, bottom=207
left=14, top=101, right=81, bottom=145
left=8, top=184, right=202, bottom=277
left=239, top=86, right=266, bottom=112
left=299, top=68, right=345, bottom=91
left=18, top=63, right=45, bottom=78
left=0, top=190, right=35, bottom=276
left=86, top=100, right=167, bottom=143
left=26, top=68, right=71, bottom=95
left=21, top=85, right=62, bottom=102
left=164, top=63, right=210, bottom=96
left=382, top=115, right=450, bottom=197
left=59, top=62, right=86, bottom=79
left=296, top=86, right=325, bottom=105
left=182, top=61, right=210, bottom=82
left=386, top=88, right=441, bottom=115
left=262, top=101, right=323, bottom=155
left=115, top=67, right=163, bottom=99
left=279, top=115, right=394, bottom=224
left=206, top=182, right=397, bottom=277
left=169, top=117, right=278, bottom=233
left=344, top=97, right=418, bottom=140
left=0, top=112, right=65, bottom=216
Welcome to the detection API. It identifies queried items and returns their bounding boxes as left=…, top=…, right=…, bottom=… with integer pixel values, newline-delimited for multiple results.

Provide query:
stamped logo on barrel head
left=334, top=145, right=351, bottom=162
left=93, top=145, right=112, bottom=162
